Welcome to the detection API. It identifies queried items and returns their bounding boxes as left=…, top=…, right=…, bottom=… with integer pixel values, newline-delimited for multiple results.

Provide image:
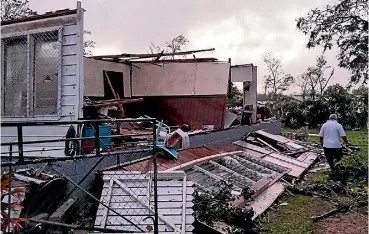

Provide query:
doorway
left=103, top=70, right=124, bottom=99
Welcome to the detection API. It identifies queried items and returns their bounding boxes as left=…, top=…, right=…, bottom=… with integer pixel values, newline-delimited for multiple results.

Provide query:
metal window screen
left=2, top=37, right=28, bottom=117
left=33, top=31, right=61, bottom=115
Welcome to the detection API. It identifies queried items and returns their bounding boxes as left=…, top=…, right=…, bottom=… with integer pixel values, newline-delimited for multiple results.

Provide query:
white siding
left=84, top=58, right=131, bottom=97
left=231, top=65, right=253, bottom=82
left=1, top=6, right=84, bottom=158
left=243, top=66, right=257, bottom=123
left=131, top=62, right=229, bottom=96
left=60, top=24, right=79, bottom=119
left=231, top=64, right=258, bottom=123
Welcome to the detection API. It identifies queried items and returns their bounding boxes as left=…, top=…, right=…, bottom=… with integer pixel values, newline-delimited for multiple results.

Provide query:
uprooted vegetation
left=193, top=181, right=259, bottom=234
left=260, top=130, right=368, bottom=233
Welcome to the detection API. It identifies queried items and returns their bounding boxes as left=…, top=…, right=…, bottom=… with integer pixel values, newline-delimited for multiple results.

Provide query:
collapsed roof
left=91, top=48, right=218, bottom=63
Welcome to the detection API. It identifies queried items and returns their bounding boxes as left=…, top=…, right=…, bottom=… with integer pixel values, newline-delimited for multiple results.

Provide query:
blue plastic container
left=83, top=125, right=112, bottom=149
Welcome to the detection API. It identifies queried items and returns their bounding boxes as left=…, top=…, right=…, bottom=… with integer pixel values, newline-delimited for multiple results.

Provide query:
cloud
left=28, top=0, right=352, bottom=93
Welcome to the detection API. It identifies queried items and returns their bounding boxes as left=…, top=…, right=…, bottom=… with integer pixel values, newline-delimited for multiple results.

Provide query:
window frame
left=1, top=26, right=63, bottom=120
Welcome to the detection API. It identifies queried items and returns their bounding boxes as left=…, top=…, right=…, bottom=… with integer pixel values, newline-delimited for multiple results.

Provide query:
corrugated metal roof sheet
left=141, top=96, right=227, bottom=129
left=233, top=140, right=317, bottom=178
left=203, top=144, right=246, bottom=153
left=123, top=146, right=215, bottom=172
left=119, top=146, right=293, bottom=220
left=95, top=171, right=195, bottom=233
left=165, top=151, right=289, bottom=219
left=122, top=140, right=317, bottom=179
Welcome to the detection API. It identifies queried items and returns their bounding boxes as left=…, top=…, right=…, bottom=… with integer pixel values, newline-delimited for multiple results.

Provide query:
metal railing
left=0, top=118, right=161, bottom=234
left=1, top=118, right=157, bottom=165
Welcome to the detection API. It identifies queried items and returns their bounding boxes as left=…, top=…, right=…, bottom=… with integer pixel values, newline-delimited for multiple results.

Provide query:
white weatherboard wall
left=131, top=62, right=230, bottom=96
left=84, top=58, right=131, bottom=97
left=231, top=65, right=253, bottom=82
left=231, top=65, right=258, bottom=123
left=1, top=4, right=84, bottom=157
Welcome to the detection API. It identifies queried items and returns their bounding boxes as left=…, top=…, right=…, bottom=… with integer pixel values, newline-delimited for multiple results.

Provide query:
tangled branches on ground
left=289, top=153, right=368, bottom=210
left=193, top=181, right=259, bottom=234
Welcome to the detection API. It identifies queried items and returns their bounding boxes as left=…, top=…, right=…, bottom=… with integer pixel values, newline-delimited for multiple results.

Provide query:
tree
left=148, top=42, right=163, bottom=54
left=263, top=53, right=295, bottom=100
left=298, top=74, right=309, bottom=101
left=314, top=55, right=335, bottom=96
left=299, top=55, right=334, bottom=100
left=296, top=0, right=368, bottom=86
left=165, top=34, right=189, bottom=59
left=228, top=83, right=243, bottom=107
left=148, top=34, right=189, bottom=59
left=1, top=0, right=36, bottom=21
left=323, top=84, right=352, bottom=126
left=83, top=30, right=96, bottom=56
left=351, top=85, right=368, bottom=129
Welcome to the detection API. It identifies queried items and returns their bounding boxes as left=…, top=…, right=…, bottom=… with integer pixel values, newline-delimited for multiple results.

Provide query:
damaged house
left=1, top=3, right=258, bottom=157
left=1, top=4, right=85, bottom=157
left=85, top=53, right=258, bottom=130
left=0, top=3, right=325, bottom=234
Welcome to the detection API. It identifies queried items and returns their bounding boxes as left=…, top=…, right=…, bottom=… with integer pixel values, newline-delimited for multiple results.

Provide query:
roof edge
left=1, top=9, right=78, bottom=26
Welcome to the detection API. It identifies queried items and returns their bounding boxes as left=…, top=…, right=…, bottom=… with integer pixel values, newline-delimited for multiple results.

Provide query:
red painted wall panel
left=150, top=96, right=227, bottom=129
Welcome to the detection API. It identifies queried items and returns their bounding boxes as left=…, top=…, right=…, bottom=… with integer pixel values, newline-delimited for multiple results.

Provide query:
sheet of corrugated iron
left=170, top=151, right=289, bottom=219
left=124, top=146, right=216, bottom=172
left=142, top=96, right=227, bottom=129
left=203, top=144, right=246, bottom=153
left=233, top=140, right=316, bottom=178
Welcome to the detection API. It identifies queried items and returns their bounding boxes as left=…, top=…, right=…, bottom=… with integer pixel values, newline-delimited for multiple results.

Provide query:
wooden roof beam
left=92, top=48, right=215, bottom=59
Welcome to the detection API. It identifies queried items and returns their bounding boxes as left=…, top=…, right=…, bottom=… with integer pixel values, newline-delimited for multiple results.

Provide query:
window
left=1, top=30, right=61, bottom=117
left=34, top=31, right=60, bottom=115
left=3, top=37, right=28, bottom=116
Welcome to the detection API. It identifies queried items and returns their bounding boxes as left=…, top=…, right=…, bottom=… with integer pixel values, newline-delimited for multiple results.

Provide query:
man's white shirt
left=319, top=120, right=346, bottom=148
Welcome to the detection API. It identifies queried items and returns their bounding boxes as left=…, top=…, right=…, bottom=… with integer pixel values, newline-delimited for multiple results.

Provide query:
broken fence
left=0, top=118, right=167, bottom=234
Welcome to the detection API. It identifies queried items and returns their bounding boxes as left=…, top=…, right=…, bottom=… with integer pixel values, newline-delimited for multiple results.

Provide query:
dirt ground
left=316, top=212, right=368, bottom=234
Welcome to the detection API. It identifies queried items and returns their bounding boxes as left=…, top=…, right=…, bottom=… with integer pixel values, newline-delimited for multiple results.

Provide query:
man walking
left=319, top=114, right=349, bottom=171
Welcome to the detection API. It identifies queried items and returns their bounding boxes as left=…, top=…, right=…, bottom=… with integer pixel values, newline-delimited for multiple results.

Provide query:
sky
left=29, top=0, right=351, bottom=93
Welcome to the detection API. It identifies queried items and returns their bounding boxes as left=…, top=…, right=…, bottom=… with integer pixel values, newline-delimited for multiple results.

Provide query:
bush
left=277, top=84, right=367, bottom=129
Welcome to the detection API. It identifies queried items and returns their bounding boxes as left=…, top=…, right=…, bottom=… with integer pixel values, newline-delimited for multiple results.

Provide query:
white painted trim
left=76, top=1, right=84, bottom=120
left=26, top=34, right=31, bottom=116
left=1, top=39, right=5, bottom=115
left=1, top=116, right=61, bottom=122
left=57, top=28, right=63, bottom=116
left=99, top=179, right=113, bottom=228
left=181, top=176, right=187, bottom=234
left=2, top=26, right=63, bottom=38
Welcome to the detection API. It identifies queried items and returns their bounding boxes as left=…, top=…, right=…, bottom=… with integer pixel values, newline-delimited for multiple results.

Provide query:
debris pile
left=97, top=129, right=351, bottom=233
left=1, top=166, right=70, bottom=233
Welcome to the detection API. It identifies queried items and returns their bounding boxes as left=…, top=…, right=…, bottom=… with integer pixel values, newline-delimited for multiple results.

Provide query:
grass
left=260, top=129, right=368, bottom=234
left=261, top=195, right=333, bottom=234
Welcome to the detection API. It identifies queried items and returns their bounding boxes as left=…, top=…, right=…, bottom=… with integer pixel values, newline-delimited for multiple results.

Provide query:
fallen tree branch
left=284, top=184, right=341, bottom=206
left=311, top=205, right=349, bottom=221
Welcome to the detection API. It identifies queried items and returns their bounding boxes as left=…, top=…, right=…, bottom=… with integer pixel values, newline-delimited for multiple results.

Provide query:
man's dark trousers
left=323, top=147, right=343, bottom=170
